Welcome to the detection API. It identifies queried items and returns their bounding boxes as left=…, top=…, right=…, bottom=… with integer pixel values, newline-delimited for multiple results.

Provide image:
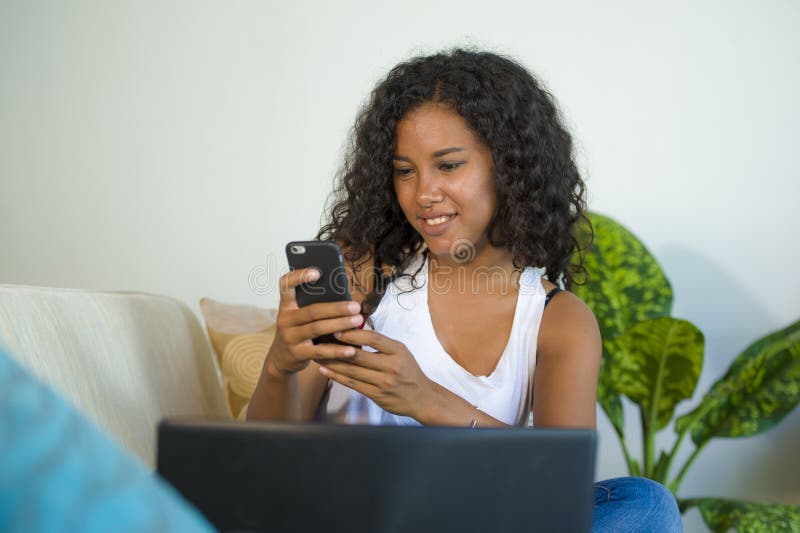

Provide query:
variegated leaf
left=675, top=320, right=800, bottom=445
left=572, top=212, right=673, bottom=342
left=689, top=497, right=800, bottom=533
left=572, top=212, right=673, bottom=433
left=606, top=317, right=704, bottom=431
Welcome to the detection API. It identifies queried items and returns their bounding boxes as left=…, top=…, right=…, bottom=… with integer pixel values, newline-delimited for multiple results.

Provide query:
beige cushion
left=199, top=297, right=277, bottom=420
left=0, top=285, right=230, bottom=467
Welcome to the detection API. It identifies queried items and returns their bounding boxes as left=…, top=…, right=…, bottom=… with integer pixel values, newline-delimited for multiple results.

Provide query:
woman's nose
left=416, top=170, right=444, bottom=207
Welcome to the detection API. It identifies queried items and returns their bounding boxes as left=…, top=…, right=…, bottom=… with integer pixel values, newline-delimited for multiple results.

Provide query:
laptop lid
left=157, top=419, right=596, bottom=533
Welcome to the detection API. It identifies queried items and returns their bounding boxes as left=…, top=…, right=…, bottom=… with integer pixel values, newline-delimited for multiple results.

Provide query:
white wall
left=1, top=1, right=798, bottom=530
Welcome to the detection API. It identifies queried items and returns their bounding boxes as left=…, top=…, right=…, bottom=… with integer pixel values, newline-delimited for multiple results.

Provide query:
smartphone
left=285, top=240, right=360, bottom=347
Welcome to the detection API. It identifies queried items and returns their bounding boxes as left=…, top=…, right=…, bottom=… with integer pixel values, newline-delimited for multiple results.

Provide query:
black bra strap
left=544, top=287, right=562, bottom=308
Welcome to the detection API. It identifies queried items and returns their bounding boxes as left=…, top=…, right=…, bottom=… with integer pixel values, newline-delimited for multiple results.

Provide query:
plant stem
left=661, top=429, right=687, bottom=491
left=611, top=420, right=640, bottom=476
left=642, top=408, right=654, bottom=476
left=644, top=321, right=674, bottom=477
left=661, top=400, right=715, bottom=490
left=669, top=441, right=708, bottom=493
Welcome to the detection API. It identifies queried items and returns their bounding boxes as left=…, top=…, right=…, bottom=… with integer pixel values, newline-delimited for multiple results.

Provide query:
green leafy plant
left=572, top=212, right=800, bottom=532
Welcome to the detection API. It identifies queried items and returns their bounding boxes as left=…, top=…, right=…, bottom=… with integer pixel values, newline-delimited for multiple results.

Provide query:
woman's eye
left=393, top=167, right=414, bottom=178
left=440, top=161, right=465, bottom=172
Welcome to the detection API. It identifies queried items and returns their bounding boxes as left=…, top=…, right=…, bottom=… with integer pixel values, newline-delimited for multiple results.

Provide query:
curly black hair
left=315, top=47, right=592, bottom=318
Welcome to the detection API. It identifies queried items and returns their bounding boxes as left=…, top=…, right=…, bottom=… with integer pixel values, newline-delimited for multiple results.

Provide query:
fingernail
left=333, top=331, right=341, bottom=338
left=307, top=269, right=320, bottom=281
left=348, top=301, right=361, bottom=313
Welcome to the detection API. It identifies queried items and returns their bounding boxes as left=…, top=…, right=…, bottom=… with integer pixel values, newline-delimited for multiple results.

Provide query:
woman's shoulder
left=536, top=279, right=601, bottom=356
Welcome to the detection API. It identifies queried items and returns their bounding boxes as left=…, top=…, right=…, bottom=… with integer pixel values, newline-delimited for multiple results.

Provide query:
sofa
left=0, top=284, right=231, bottom=468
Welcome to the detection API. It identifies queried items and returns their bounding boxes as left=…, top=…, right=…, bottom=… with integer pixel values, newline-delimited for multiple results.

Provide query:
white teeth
left=424, top=215, right=452, bottom=225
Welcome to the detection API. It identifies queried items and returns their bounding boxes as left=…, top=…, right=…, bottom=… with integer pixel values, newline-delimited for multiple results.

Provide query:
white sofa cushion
left=0, top=285, right=229, bottom=467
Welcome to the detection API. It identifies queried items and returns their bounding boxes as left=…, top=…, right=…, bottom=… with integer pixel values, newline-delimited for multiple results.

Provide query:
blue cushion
left=0, top=346, right=215, bottom=533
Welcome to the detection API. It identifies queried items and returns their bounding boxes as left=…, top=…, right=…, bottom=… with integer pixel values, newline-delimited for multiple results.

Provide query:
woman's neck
left=426, top=244, right=522, bottom=296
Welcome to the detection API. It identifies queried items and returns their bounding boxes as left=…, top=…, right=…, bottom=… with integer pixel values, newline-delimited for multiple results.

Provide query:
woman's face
left=393, top=103, right=498, bottom=262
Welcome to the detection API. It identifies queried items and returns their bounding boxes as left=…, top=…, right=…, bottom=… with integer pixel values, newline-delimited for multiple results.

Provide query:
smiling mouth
left=421, top=214, right=456, bottom=226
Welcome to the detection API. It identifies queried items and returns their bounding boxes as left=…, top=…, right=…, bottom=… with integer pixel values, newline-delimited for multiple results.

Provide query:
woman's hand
left=266, top=267, right=364, bottom=380
left=316, top=328, right=436, bottom=420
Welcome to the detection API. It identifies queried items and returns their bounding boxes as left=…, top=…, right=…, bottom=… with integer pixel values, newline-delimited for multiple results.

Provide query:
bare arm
left=417, top=381, right=512, bottom=427
left=246, top=339, right=330, bottom=421
left=246, top=242, right=376, bottom=422
left=245, top=267, right=360, bottom=422
left=532, top=291, right=602, bottom=429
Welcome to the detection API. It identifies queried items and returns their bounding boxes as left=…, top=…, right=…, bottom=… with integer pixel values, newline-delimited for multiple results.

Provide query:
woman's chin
left=422, top=239, right=453, bottom=257
left=425, top=239, right=466, bottom=262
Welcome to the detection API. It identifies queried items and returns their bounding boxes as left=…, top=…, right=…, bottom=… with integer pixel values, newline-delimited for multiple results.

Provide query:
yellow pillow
left=199, top=298, right=277, bottom=420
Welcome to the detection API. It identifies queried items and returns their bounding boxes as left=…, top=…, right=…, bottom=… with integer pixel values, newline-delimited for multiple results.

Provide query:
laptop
left=157, top=419, right=596, bottom=533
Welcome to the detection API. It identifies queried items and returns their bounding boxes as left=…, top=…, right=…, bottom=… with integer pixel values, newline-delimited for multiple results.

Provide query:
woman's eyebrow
left=432, top=147, right=465, bottom=157
left=393, top=147, right=466, bottom=162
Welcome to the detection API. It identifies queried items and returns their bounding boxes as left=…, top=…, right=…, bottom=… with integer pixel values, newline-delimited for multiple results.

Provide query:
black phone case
left=286, top=240, right=358, bottom=347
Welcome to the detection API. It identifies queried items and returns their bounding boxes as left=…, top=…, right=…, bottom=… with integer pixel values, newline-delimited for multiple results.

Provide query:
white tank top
left=314, top=247, right=547, bottom=427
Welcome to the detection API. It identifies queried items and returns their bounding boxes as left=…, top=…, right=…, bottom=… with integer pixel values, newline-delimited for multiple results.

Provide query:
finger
left=286, top=300, right=362, bottom=328
left=333, top=328, right=402, bottom=353
left=319, top=365, right=382, bottom=398
left=318, top=360, right=385, bottom=388
left=344, top=348, right=393, bottom=372
left=287, top=313, right=364, bottom=345
left=279, top=267, right=322, bottom=308
left=295, top=342, right=359, bottom=362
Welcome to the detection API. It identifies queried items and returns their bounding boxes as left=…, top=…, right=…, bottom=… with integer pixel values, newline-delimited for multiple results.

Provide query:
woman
left=247, top=48, right=682, bottom=532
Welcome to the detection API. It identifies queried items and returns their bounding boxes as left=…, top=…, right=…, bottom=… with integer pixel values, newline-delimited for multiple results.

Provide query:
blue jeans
left=593, top=476, right=683, bottom=532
